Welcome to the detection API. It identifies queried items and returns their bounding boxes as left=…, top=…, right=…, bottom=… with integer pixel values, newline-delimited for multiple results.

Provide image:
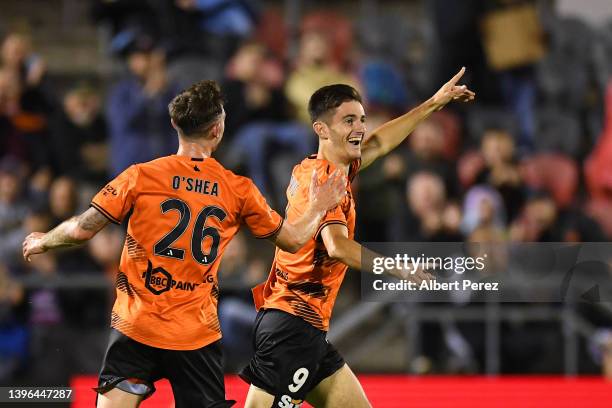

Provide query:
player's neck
left=316, top=146, right=351, bottom=174
left=176, top=140, right=215, bottom=160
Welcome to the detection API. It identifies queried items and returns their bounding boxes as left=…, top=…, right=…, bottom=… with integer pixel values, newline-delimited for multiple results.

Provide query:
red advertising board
left=71, top=375, right=611, bottom=407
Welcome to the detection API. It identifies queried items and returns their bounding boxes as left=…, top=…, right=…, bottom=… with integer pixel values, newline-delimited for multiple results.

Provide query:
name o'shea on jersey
left=172, top=175, right=219, bottom=196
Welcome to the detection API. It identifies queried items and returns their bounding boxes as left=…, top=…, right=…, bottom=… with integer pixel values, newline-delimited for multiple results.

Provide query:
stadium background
left=1, top=0, right=612, bottom=406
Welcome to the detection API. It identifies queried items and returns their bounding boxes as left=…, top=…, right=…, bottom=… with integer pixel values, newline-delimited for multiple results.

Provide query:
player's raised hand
left=23, top=232, right=47, bottom=262
left=431, top=67, right=476, bottom=110
left=309, top=169, right=347, bottom=213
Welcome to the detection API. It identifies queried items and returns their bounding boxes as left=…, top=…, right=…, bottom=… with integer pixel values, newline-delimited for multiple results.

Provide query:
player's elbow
left=275, top=234, right=301, bottom=254
left=285, top=235, right=308, bottom=254
left=325, top=241, right=346, bottom=261
left=283, top=238, right=303, bottom=254
left=275, top=225, right=309, bottom=253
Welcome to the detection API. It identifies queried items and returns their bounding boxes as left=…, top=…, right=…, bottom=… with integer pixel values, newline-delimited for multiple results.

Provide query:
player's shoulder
left=293, top=155, right=359, bottom=180
left=135, top=155, right=176, bottom=171
left=210, top=161, right=252, bottom=189
left=286, top=155, right=324, bottom=202
left=293, top=155, right=328, bottom=179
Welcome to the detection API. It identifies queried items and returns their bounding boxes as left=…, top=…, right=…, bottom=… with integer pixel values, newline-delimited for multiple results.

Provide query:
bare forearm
left=274, top=205, right=327, bottom=253
left=323, top=228, right=378, bottom=272
left=290, top=205, right=328, bottom=245
left=369, top=97, right=437, bottom=156
left=23, top=207, right=110, bottom=260
left=323, top=230, right=401, bottom=276
left=40, top=217, right=86, bottom=250
left=41, top=207, right=109, bottom=251
left=328, top=237, right=363, bottom=270
left=361, top=67, right=474, bottom=169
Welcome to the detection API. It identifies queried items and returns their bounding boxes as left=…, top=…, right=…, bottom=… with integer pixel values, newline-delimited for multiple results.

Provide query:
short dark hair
left=308, top=84, right=362, bottom=123
left=168, top=80, right=224, bottom=136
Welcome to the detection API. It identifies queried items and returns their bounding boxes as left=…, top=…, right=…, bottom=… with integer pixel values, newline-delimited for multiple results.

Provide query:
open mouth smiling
left=347, top=133, right=363, bottom=146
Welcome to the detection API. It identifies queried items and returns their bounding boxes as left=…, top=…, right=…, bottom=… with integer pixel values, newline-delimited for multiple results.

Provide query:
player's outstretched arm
left=22, top=207, right=110, bottom=261
left=272, top=170, right=346, bottom=254
left=321, top=224, right=432, bottom=282
left=360, top=67, right=475, bottom=170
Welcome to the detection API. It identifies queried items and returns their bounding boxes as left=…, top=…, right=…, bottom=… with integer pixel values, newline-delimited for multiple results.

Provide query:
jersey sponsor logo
left=102, top=184, right=118, bottom=196
left=276, top=268, right=289, bottom=280
left=172, top=176, right=219, bottom=196
left=277, top=396, right=303, bottom=408
left=142, top=261, right=199, bottom=295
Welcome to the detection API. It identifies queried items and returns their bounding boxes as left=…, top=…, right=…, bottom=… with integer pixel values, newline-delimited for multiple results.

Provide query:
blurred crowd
left=1, top=0, right=612, bottom=384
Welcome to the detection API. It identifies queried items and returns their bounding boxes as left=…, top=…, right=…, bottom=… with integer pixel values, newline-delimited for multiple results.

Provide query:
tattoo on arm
left=77, top=207, right=111, bottom=232
left=41, top=208, right=110, bottom=250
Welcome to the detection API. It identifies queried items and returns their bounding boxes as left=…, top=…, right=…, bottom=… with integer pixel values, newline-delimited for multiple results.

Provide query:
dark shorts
left=95, top=329, right=235, bottom=408
left=239, top=309, right=345, bottom=406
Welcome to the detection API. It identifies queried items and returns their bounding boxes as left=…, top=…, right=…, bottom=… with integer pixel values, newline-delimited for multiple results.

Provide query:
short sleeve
left=90, top=165, right=139, bottom=224
left=241, top=179, right=284, bottom=238
left=315, top=203, right=348, bottom=239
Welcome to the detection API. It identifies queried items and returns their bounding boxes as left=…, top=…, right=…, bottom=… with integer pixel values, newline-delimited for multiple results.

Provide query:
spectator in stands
left=404, top=117, right=460, bottom=198
left=48, top=177, right=78, bottom=224
left=475, top=128, right=525, bottom=222
left=223, top=42, right=312, bottom=203
left=50, top=85, right=108, bottom=186
left=394, top=171, right=462, bottom=241
left=467, top=225, right=508, bottom=275
left=0, top=33, right=46, bottom=89
left=173, top=0, right=259, bottom=39
left=46, top=177, right=100, bottom=273
left=461, top=185, right=506, bottom=236
left=0, top=67, right=50, bottom=169
left=480, top=0, right=544, bottom=152
left=106, top=35, right=179, bottom=175
left=509, top=193, right=561, bottom=242
left=561, top=211, right=607, bottom=243
left=511, top=191, right=606, bottom=243
left=91, top=1, right=160, bottom=44
left=222, top=41, right=288, bottom=140
left=285, top=30, right=359, bottom=124
left=585, top=82, right=612, bottom=203
left=0, top=157, right=29, bottom=268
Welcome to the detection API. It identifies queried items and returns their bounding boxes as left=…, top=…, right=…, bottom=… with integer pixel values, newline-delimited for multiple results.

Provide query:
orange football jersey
left=252, top=155, right=359, bottom=331
left=91, top=155, right=283, bottom=350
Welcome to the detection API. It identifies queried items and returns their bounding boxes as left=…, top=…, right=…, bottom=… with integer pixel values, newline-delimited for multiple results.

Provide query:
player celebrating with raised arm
left=22, top=80, right=346, bottom=408
left=240, top=68, right=474, bottom=408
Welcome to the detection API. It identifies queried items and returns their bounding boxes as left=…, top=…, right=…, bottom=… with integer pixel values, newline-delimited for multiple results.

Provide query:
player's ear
left=313, top=121, right=328, bottom=140
left=211, top=122, right=222, bottom=139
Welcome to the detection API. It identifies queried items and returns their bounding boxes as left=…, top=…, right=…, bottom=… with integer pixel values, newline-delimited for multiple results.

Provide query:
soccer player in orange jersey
left=22, top=80, right=346, bottom=408
left=240, top=68, right=475, bottom=407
